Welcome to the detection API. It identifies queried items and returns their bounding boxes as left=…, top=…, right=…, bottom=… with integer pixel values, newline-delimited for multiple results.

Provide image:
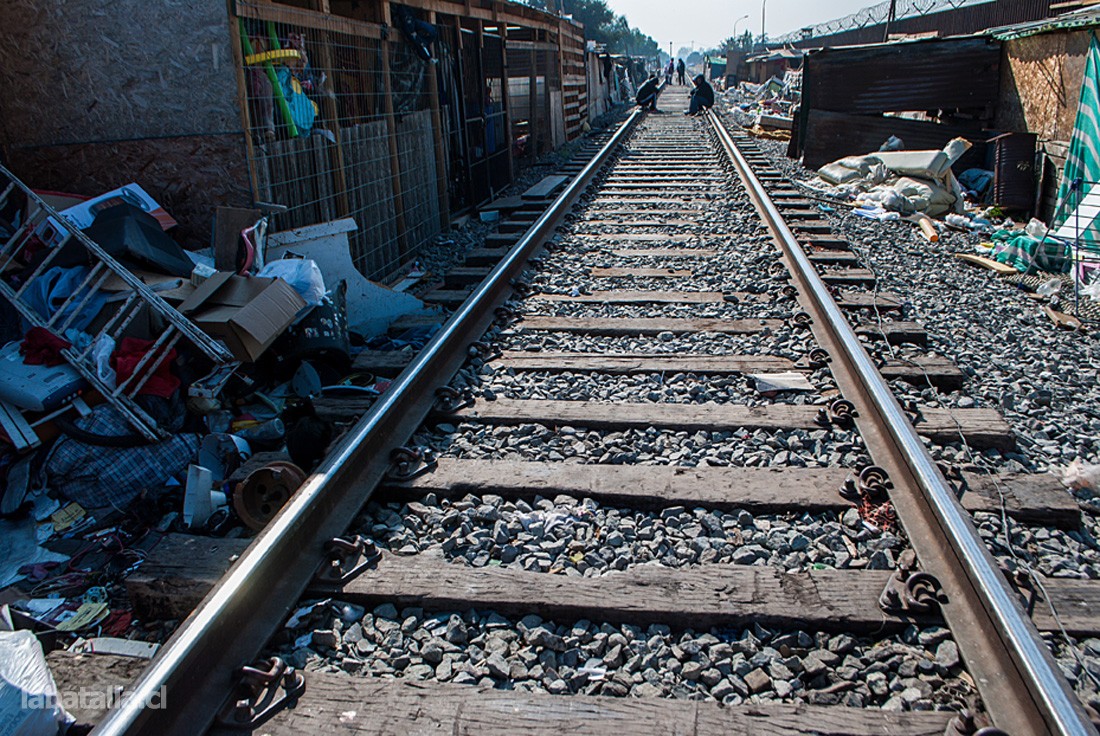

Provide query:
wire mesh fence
left=236, top=2, right=443, bottom=282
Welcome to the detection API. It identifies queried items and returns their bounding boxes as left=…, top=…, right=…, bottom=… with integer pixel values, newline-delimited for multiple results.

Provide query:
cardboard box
left=178, top=272, right=306, bottom=362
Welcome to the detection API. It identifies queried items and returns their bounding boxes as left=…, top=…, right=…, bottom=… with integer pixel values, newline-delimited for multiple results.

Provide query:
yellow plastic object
left=244, top=48, right=302, bottom=66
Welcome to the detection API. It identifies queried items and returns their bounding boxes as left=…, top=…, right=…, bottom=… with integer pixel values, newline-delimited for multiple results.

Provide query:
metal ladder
left=0, top=165, right=239, bottom=441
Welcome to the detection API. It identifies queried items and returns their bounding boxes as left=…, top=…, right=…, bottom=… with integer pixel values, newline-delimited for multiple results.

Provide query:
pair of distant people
left=635, top=73, right=714, bottom=116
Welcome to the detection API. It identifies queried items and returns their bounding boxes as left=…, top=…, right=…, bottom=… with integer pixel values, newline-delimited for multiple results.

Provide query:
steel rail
left=706, top=110, right=1095, bottom=735
left=92, top=106, right=645, bottom=736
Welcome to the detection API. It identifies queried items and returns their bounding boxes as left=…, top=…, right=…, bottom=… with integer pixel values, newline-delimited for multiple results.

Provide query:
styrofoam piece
left=265, top=218, right=436, bottom=335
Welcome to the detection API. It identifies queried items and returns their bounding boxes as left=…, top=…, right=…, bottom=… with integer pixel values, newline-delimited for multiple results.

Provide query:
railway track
left=87, top=85, right=1100, bottom=735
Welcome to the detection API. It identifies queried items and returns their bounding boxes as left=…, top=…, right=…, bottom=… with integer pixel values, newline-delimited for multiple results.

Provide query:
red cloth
left=111, top=337, right=180, bottom=398
left=20, top=327, right=71, bottom=366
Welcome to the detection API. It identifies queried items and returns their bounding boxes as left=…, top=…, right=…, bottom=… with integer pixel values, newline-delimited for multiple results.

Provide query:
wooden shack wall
left=997, top=30, right=1090, bottom=144
left=997, top=28, right=1092, bottom=221
left=0, top=0, right=246, bottom=244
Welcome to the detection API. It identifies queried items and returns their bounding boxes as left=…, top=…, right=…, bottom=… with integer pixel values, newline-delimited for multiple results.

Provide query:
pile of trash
left=730, top=69, right=800, bottom=138
left=0, top=168, right=439, bottom=700
left=812, top=137, right=972, bottom=218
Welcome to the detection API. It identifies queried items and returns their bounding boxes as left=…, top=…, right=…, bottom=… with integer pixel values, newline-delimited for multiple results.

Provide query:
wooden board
left=339, top=550, right=916, bottom=632
left=576, top=219, right=694, bottom=227
left=855, top=322, right=926, bottom=346
left=1030, top=576, right=1100, bottom=636
left=125, top=534, right=249, bottom=621
left=444, top=266, right=493, bottom=287
left=40, top=651, right=956, bottom=735
left=835, top=291, right=904, bottom=311
left=800, top=236, right=851, bottom=251
left=442, top=399, right=1016, bottom=450
left=463, top=246, right=512, bottom=266
left=353, top=350, right=416, bottom=376
left=880, top=356, right=965, bottom=390
left=423, top=289, right=473, bottom=307
left=955, top=253, right=1018, bottom=276
left=387, top=459, right=1078, bottom=526
left=523, top=174, right=570, bottom=200
left=809, top=252, right=862, bottom=266
left=820, top=269, right=877, bottom=287
left=535, top=291, right=726, bottom=304
left=608, top=249, right=719, bottom=258
left=241, top=676, right=957, bottom=736
left=573, top=233, right=696, bottom=242
left=588, top=268, right=693, bottom=278
left=46, top=652, right=151, bottom=726
left=495, top=351, right=795, bottom=374
left=514, top=316, right=785, bottom=336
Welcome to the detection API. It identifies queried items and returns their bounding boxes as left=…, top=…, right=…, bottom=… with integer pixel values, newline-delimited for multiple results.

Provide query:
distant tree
left=686, top=51, right=702, bottom=66
left=520, top=0, right=659, bottom=57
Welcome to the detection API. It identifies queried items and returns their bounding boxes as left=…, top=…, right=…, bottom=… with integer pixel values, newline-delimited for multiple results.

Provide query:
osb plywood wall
left=997, top=30, right=1091, bottom=143
left=0, top=0, right=240, bottom=147
left=6, top=135, right=253, bottom=245
left=0, top=0, right=248, bottom=244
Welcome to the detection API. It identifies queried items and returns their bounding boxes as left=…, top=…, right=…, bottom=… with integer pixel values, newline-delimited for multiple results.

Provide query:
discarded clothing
left=46, top=405, right=200, bottom=510
left=23, top=265, right=109, bottom=333
left=20, top=327, right=71, bottom=367
left=111, top=337, right=180, bottom=398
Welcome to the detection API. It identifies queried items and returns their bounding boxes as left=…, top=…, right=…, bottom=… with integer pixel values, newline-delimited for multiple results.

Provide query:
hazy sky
left=604, top=0, right=881, bottom=50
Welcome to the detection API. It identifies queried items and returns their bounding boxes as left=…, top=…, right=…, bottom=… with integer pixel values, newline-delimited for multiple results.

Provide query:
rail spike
left=387, top=446, right=438, bottom=482
left=215, top=657, right=305, bottom=730
left=311, top=535, right=382, bottom=589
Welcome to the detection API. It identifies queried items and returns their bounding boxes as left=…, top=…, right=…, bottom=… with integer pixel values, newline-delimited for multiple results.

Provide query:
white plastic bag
left=0, top=630, right=74, bottom=736
left=92, top=334, right=116, bottom=389
left=258, top=258, right=325, bottom=306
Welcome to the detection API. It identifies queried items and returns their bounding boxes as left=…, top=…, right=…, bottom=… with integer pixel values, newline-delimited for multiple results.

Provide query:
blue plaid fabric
left=45, top=405, right=199, bottom=511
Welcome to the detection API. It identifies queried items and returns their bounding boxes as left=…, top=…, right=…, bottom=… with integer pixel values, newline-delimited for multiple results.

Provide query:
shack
left=0, top=0, right=592, bottom=283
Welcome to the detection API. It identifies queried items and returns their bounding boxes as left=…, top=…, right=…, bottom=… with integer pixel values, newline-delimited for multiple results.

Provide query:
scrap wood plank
left=799, top=236, right=850, bottom=250
left=46, top=652, right=150, bottom=726
left=577, top=217, right=694, bottom=227
left=265, top=676, right=954, bottom=735
left=955, top=253, right=1017, bottom=276
left=535, top=290, right=727, bottom=304
left=523, top=174, right=569, bottom=200
left=495, top=351, right=795, bottom=374
left=1028, top=576, right=1100, bottom=636
left=809, top=252, right=862, bottom=266
left=835, top=290, right=904, bottom=311
left=1045, top=305, right=1086, bottom=331
left=352, top=350, right=415, bottom=376
left=609, top=249, right=719, bottom=258
left=340, top=550, right=916, bottom=632
left=385, top=459, right=1078, bottom=526
left=510, top=316, right=801, bottom=336
left=44, top=651, right=954, bottom=736
left=588, top=268, right=694, bottom=278
left=855, top=321, right=926, bottom=346
left=125, top=534, right=249, bottom=621
left=442, top=399, right=1015, bottom=450
left=820, top=269, right=876, bottom=287
left=880, top=356, right=965, bottom=390
left=572, top=232, right=696, bottom=242
left=463, top=246, right=512, bottom=265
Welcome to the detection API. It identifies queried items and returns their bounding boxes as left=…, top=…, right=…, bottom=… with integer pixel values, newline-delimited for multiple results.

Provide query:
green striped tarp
left=1055, top=32, right=1100, bottom=247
